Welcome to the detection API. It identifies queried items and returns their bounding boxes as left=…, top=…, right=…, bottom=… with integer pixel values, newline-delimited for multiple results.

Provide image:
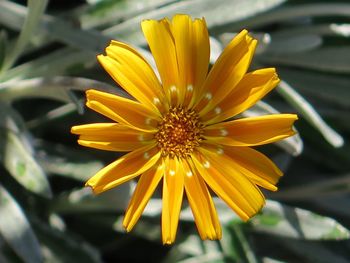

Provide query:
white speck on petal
left=153, top=97, right=160, bottom=104
left=187, top=85, right=193, bottom=92
left=214, top=107, right=221, bottom=115
left=205, top=92, right=212, bottom=100
left=220, top=129, right=228, bottom=136
left=217, top=148, right=224, bottom=155
left=143, top=152, right=150, bottom=159
left=186, top=171, right=193, bottom=177
left=169, top=170, right=176, bottom=176
left=145, top=118, right=152, bottom=125
left=170, top=86, right=177, bottom=93
left=203, top=161, right=210, bottom=169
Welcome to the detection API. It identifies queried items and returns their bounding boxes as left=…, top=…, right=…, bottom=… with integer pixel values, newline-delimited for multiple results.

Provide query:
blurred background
left=0, top=0, right=350, bottom=262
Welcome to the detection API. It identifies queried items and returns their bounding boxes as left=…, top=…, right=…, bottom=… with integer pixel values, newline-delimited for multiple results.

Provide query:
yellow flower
left=71, top=14, right=297, bottom=244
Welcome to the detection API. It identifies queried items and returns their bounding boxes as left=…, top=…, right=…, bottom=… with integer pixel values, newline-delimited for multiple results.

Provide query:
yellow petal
left=170, top=15, right=210, bottom=106
left=202, top=68, right=280, bottom=124
left=162, top=157, right=184, bottom=245
left=204, top=114, right=298, bottom=146
left=141, top=18, right=180, bottom=106
left=182, top=159, right=221, bottom=240
left=86, top=144, right=160, bottom=194
left=191, top=151, right=265, bottom=221
left=123, top=161, right=164, bottom=232
left=71, top=123, right=155, bottom=152
left=195, top=30, right=257, bottom=115
left=221, top=146, right=282, bottom=191
left=188, top=18, right=210, bottom=107
left=170, top=14, right=192, bottom=104
left=98, top=41, right=166, bottom=113
left=86, top=89, right=159, bottom=132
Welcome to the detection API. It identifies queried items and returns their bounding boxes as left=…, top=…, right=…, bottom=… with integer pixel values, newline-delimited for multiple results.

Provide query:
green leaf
left=281, top=239, right=349, bottom=263
left=164, top=235, right=227, bottom=263
left=0, top=30, right=8, bottom=70
left=272, top=173, right=350, bottom=200
left=0, top=77, right=116, bottom=104
left=0, top=0, right=48, bottom=72
left=251, top=200, right=350, bottom=240
left=52, top=186, right=131, bottom=214
left=277, top=80, right=344, bottom=148
left=265, top=34, right=322, bottom=54
left=260, top=47, right=350, bottom=74
left=81, top=0, right=176, bottom=29
left=36, top=141, right=104, bottom=181
left=0, top=184, right=42, bottom=263
left=0, top=104, right=52, bottom=198
left=232, top=3, right=350, bottom=30
left=104, top=0, right=286, bottom=44
left=278, top=68, right=350, bottom=109
left=31, top=218, right=102, bottom=263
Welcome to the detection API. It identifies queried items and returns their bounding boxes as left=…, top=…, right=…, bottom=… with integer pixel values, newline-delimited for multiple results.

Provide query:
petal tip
left=85, top=183, right=98, bottom=195
left=71, top=126, right=79, bottom=134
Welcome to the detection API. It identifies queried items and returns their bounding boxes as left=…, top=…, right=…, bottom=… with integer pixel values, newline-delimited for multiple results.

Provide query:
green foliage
left=0, top=0, right=349, bottom=262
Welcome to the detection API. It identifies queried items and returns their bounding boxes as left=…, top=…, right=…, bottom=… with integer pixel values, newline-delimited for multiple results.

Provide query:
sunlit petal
left=98, top=41, right=166, bottom=113
left=170, top=15, right=210, bottom=106
left=202, top=68, right=280, bottom=124
left=192, top=151, right=265, bottom=221
left=71, top=123, right=155, bottom=151
left=86, top=145, right=160, bottom=194
left=123, top=161, right=164, bottom=232
left=195, top=30, right=257, bottom=115
left=203, top=144, right=282, bottom=191
left=162, top=157, right=184, bottom=244
left=86, top=89, right=159, bottom=132
left=182, top=159, right=222, bottom=240
left=142, top=18, right=180, bottom=105
left=204, top=114, right=298, bottom=146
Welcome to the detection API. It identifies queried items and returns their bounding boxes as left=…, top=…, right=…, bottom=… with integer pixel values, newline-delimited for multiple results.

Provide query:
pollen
left=155, top=107, right=203, bottom=158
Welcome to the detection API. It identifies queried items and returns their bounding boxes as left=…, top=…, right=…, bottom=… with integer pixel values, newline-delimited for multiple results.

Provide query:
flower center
left=155, top=107, right=203, bottom=158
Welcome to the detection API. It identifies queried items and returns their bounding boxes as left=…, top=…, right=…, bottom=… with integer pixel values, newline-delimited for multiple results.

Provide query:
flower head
left=71, top=14, right=297, bottom=244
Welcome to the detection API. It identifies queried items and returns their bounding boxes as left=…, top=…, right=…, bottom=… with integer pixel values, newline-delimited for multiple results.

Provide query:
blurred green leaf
left=0, top=77, right=117, bottom=103
left=180, top=198, right=240, bottom=224
left=277, top=80, right=344, bottom=148
left=273, top=173, right=350, bottom=200
left=82, top=0, right=176, bottom=28
left=271, top=23, right=350, bottom=38
left=278, top=68, right=350, bottom=109
left=251, top=201, right=350, bottom=240
left=0, top=184, right=42, bottom=263
left=233, top=3, right=350, bottom=30
left=0, top=30, right=8, bottom=70
left=265, top=34, right=322, bottom=54
left=36, top=141, right=104, bottom=181
left=260, top=47, right=350, bottom=74
left=104, top=0, right=286, bottom=44
left=31, top=218, right=102, bottom=263
left=281, top=239, right=349, bottom=263
left=262, top=258, right=286, bottom=263
left=165, top=235, right=227, bottom=263
left=312, top=196, right=350, bottom=218
left=52, top=186, right=131, bottom=214
left=236, top=226, right=259, bottom=263
left=0, top=49, right=91, bottom=82
left=0, top=0, right=48, bottom=73
left=0, top=104, right=52, bottom=198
